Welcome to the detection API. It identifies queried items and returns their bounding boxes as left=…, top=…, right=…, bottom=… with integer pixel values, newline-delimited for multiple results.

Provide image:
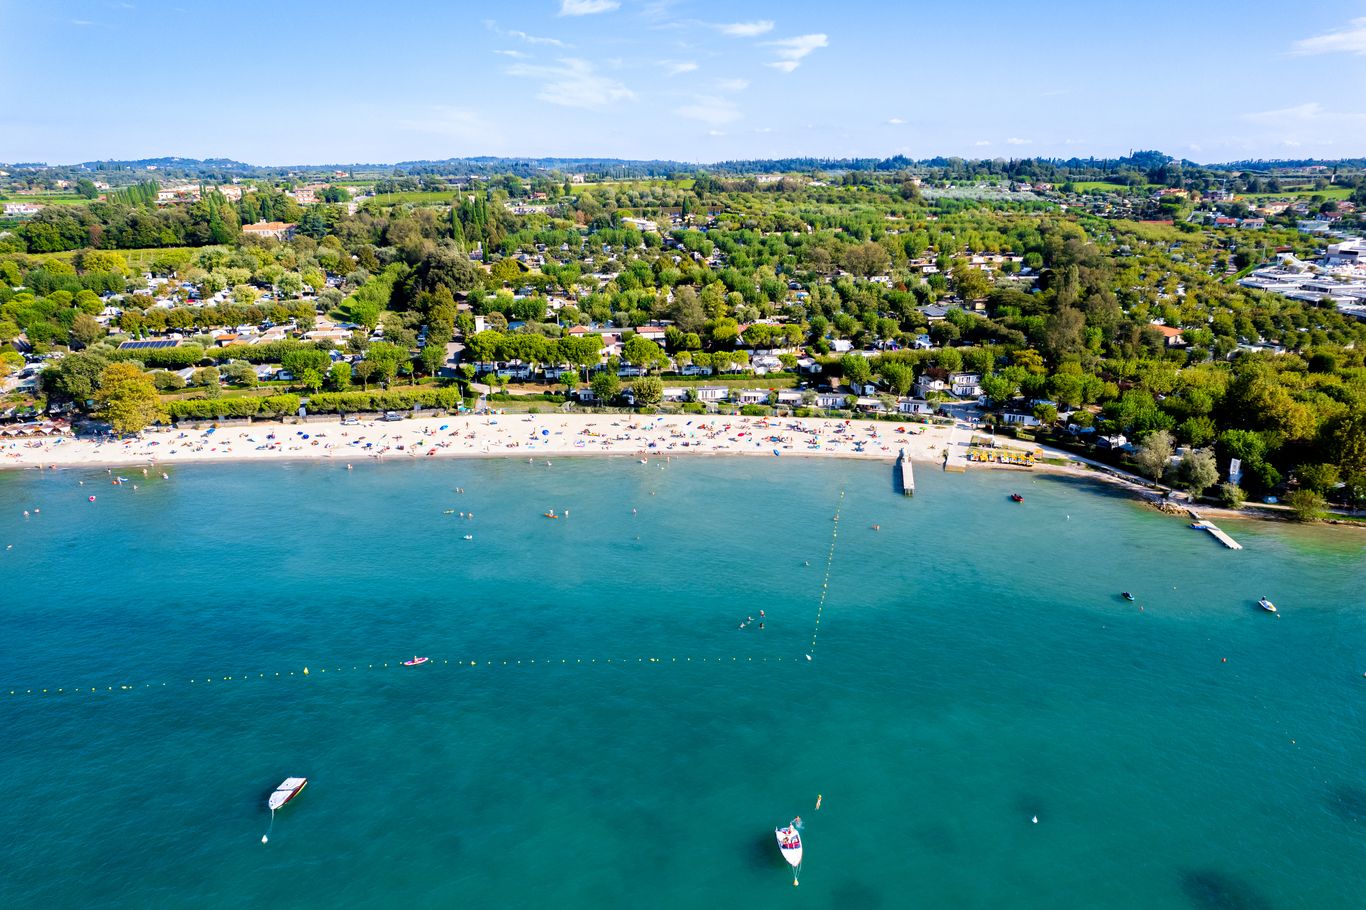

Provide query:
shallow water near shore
left=1, top=457, right=1364, bottom=909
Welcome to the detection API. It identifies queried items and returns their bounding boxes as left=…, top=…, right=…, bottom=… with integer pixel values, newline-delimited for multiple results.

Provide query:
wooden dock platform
left=897, top=448, right=915, bottom=496
left=1188, top=511, right=1243, bottom=550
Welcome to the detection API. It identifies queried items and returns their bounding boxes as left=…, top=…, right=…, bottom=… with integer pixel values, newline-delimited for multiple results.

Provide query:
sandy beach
left=0, top=413, right=973, bottom=471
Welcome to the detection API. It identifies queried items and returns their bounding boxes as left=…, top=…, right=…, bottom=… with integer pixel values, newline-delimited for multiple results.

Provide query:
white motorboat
left=268, top=777, right=308, bottom=811
left=1258, top=597, right=1277, bottom=613
left=775, top=819, right=803, bottom=884
left=262, top=777, right=307, bottom=843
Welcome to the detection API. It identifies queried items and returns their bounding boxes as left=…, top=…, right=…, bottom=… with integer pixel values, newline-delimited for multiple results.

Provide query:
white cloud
left=560, top=0, right=620, bottom=16
left=1005, top=137, right=1031, bottom=145
left=1241, top=102, right=1366, bottom=133
left=974, top=140, right=992, bottom=146
left=1290, top=17, right=1366, bottom=56
left=483, top=21, right=570, bottom=48
left=663, top=61, right=698, bottom=76
left=71, top=19, right=95, bottom=26
left=396, top=106, right=500, bottom=145
left=714, top=78, right=749, bottom=92
left=708, top=130, right=726, bottom=137
left=887, top=117, right=906, bottom=125
left=493, top=49, right=530, bottom=58
left=762, top=34, right=828, bottom=72
left=716, top=20, right=774, bottom=37
left=505, top=58, right=635, bottom=108
left=510, top=30, right=568, bottom=47
left=1242, top=102, right=1325, bottom=123
left=675, top=95, right=742, bottom=126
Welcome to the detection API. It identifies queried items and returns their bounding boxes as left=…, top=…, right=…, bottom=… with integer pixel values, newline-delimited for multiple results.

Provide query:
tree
left=222, top=361, right=257, bottom=387
left=1217, top=483, right=1246, bottom=509
left=353, top=359, right=377, bottom=389
left=95, top=363, right=164, bottom=435
left=560, top=334, right=605, bottom=381
left=327, top=361, right=351, bottom=390
left=1176, top=448, right=1218, bottom=497
left=282, top=348, right=330, bottom=379
left=631, top=375, right=663, bottom=407
left=301, top=368, right=324, bottom=392
left=979, top=373, right=1017, bottom=406
left=843, top=242, right=890, bottom=278
left=840, top=353, right=872, bottom=388
left=1296, top=463, right=1340, bottom=495
left=1284, top=489, right=1325, bottom=522
left=278, top=272, right=305, bottom=299
left=44, top=350, right=110, bottom=402
left=69, top=313, right=106, bottom=348
left=417, top=343, right=446, bottom=379
left=1032, top=402, right=1059, bottom=425
left=622, top=334, right=668, bottom=373
left=1134, top=430, right=1174, bottom=481
left=878, top=362, right=914, bottom=397
left=366, top=341, right=407, bottom=386
left=76, top=249, right=128, bottom=276
left=590, top=370, right=620, bottom=403
left=951, top=260, right=992, bottom=301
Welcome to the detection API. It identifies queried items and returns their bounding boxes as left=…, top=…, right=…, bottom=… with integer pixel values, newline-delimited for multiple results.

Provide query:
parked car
left=381, top=411, right=403, bottom=422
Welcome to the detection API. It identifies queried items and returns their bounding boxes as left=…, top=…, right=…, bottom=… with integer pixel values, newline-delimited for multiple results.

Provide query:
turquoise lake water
left=1, top=456, right=1364, bottom=909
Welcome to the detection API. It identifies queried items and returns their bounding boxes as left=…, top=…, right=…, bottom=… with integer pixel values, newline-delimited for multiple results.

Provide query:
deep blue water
left=1, top=457, right=1364, bottom=909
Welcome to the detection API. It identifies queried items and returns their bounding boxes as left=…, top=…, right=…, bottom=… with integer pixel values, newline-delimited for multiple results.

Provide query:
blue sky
left=2, top=0, right=1365, bottom=165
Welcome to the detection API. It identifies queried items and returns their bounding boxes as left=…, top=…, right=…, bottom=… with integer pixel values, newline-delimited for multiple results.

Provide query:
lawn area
left=29, top=245, right=207, bottom=271
left=0, top=194, right=90, bottom=206
left=1072, top=181, right=1145, bottom=193
left=1238, top=187, right=1353, bottom=202
left=368, top=190, right=459, bottom=206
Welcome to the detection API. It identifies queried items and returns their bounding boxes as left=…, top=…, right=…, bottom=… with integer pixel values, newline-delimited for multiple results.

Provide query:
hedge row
left=303, top=388, right=469, bottom=414
left=164, top=394, right=301, bottom=420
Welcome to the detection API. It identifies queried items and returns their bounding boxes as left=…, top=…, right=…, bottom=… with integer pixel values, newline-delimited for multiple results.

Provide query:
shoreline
left=6, top=412, right=1359, bottom=531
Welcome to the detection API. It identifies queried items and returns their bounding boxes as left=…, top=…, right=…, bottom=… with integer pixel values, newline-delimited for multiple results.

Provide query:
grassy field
left=29, top=245, right=205, bottom=271
left=0, top=194, right=91, bottom=206
left=368, top=190, right=459, bottom=206
left=1238, top=187, right=1353, bottom=202
left=1072, top=181, right=1146, bottom=193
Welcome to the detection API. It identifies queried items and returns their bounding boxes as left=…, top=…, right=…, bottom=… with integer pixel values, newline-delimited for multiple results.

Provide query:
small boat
left=402, top=656, right=430, bottom=666
left=1122, top=592, right=1136, bottom=602
left=268, top=777, right=307, bottom=812
left=544, top=510, right=558, bottom=519
left=1257, top=597, right=1277, bottom=613
left=1010, top=493, right=1024, bottom=503
left=463, top=534, right=473, bottom=540
left=775, top=819, right=803, bottom=884
left=262, top=777, right=308, bottom=843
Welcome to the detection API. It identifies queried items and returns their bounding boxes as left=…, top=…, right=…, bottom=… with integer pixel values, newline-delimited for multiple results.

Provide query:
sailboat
left=775, top=818, right=803, bottom=885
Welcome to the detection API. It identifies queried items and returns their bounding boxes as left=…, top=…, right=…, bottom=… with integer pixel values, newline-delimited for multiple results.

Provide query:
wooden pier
left=1188, top=511, right=1243, bottom=550
left=897, top=448, right=915, bottom=496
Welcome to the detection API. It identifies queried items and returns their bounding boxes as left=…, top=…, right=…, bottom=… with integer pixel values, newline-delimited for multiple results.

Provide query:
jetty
left=896, top=448, right=915, bottom=496
left=1188, top=510, right=1243, bottom=550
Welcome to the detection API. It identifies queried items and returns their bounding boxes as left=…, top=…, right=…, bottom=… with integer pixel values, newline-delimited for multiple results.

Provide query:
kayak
left=402, top=656, right=430, bottom=666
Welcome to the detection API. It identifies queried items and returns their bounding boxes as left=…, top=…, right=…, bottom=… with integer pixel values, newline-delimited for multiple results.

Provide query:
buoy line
left=806, top=488, right=846, bottom=659
left=7, top=490, right=850, bottom=701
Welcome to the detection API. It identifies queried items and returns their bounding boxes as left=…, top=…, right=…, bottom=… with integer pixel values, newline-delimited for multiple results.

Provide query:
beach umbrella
left=542, top=429, right=549, bottom=436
